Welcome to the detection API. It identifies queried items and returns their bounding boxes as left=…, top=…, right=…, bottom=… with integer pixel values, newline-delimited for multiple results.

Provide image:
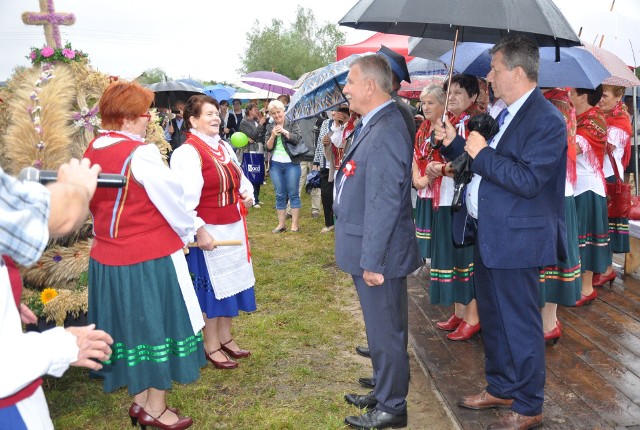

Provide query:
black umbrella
left=339, top=0, right=581, bottom=144
left=146, top=81, right=204, bottom=109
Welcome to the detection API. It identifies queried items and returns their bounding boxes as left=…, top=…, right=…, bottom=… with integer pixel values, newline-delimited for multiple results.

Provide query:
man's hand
left=434, top=116, right=457, bottom=147
left=196, top=226, right=216, bottom=251
left=322, top=134, right=331, bottom=146
left=363, top=270, right=384, bottom=287
left=66, top=324, right=113, bottom=371
left=56, top=158, right=101, bottom=201
left=465, top=131, right=488, bottom=159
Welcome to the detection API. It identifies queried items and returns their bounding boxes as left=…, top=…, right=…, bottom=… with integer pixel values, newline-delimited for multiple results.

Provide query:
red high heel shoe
left=129, top=403, right=180, bottom=427
left=592, top=270, right=616, bottom=287
left=575, top=289, right=597, bottom=307
left=447, top=321, right=481, bottom=341
left=205, top=348, right=238, bottom=369
left=220, top=338, right=251, bottom=359
left=138, top=407, right=192, bottom=430
left=436, top=314, right=463, bottom=331
left=544, top=321, right=562, bottom=345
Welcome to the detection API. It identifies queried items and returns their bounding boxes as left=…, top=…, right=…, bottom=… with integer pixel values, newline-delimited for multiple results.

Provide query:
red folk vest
left=84, top=133, right=183, bottom=265
left=184, top=135, right=241, bottom=225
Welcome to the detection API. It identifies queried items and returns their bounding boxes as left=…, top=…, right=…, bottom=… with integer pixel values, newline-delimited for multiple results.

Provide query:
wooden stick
left=187, top=240, right=242, bottom=247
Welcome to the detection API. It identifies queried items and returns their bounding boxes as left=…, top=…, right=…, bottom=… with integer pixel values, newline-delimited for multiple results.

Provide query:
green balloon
left=230, top=132, right=249, bottom=148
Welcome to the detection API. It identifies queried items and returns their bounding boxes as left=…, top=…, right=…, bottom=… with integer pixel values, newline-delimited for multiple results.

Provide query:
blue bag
left=241, top=151, right=265, bottom=184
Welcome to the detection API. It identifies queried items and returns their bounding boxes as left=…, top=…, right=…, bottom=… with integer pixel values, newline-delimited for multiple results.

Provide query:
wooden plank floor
left=408, top=257, right=640, bottom=430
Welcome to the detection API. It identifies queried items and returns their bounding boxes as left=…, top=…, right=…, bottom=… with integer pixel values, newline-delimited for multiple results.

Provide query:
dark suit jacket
left=442, top=88, right=567, bottom=269
left=333, top=102, right=421, bottom=278
left=227, top=111, right=243, bottom=135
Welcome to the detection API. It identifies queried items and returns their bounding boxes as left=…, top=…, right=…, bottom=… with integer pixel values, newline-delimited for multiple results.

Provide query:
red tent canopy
left=336, top=32, right=413, bottom=62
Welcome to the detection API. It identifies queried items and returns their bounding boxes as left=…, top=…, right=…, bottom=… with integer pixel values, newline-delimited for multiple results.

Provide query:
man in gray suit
left=335, top=54, right=421, bottom=430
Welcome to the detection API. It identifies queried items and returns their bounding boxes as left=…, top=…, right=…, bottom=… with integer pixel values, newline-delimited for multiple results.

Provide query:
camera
left=171, top=108, right=181, bottom=115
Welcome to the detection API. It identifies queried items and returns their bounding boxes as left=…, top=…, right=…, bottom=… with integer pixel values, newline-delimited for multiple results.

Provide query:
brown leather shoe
left=487, top=411, right=543, bottom=430
left=458, top=390, right=513, bottom=410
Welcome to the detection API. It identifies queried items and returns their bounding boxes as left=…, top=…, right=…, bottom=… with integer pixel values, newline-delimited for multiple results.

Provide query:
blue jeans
left=270, top=161, right=301, bottom=210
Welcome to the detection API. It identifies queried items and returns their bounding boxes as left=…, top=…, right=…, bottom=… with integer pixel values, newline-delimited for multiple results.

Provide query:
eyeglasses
left=139, top=113, right=152, bottom=119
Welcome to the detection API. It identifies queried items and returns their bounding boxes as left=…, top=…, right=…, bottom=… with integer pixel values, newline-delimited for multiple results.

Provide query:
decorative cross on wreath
left=22, top=0, right=75, bottom=48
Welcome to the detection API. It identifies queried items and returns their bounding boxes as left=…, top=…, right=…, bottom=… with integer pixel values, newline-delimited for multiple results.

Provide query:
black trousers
left=320, top=168, right=334, bottom=227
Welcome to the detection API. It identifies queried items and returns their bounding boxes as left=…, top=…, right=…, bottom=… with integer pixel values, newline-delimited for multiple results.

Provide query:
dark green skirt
left=89, top=255, right=206, bottom=395
left=605, top=175, right=630, bottom=253
left=575, top=191, right=612, bottom=273
left=540, top=196, right=581, bottom=306
left=429, top=206, right=475, bottom=306
left=415, top=197, right=433, bottom=259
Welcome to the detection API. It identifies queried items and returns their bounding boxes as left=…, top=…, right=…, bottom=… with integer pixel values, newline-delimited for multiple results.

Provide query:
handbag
left=629, top=196, right=640, bottom=221
left=241, top=151, right=265, bottom=184
left=605, top=150, right=631, bottom=218
left=285, top=137, right=310, bottom=157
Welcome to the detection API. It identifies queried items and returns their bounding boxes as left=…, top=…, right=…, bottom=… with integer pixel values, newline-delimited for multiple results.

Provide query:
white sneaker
left=320, top=226, right=335, bottom=233
left=253, top=204, right=261, bottom=208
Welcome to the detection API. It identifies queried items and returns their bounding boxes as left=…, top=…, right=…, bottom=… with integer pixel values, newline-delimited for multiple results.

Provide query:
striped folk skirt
left=415, top=197, right=433, bottom=259
left=575, top=190, right=612, bottom=273
left=428, top=206, right=475, bottom=306
left=539, top=196, right=582, bottom=306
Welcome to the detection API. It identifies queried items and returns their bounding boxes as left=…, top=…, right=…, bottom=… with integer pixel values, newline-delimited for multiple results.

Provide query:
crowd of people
left=1, top=32, right=636, bottom=430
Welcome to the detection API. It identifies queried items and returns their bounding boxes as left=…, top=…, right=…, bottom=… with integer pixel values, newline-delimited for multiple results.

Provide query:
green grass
left=46, top=182, right=369, bottom=429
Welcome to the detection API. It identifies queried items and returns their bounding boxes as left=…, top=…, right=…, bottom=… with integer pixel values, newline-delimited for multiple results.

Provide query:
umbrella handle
left=433, top=26, right=460, bottom=149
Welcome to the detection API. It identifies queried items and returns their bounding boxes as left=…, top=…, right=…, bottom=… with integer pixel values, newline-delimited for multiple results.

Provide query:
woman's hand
left=196, top=226, right=216, bottom=251
left=273, top=125, right=283, bottom=136
left=425, top=161, right=442, bottom=180
left=240, top=191, right=253, bottom=208
left=413, top=175, right=430, bottom=190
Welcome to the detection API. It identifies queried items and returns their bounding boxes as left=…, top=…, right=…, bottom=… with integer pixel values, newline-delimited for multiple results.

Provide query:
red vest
left=84, top=133, right=184, bottom=265
left=184, top=135, right=241, bottom=225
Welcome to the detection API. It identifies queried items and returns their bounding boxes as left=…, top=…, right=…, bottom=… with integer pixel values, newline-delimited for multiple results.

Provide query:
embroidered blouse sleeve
left=169, top=144, right=206, bottom=231
left=608, top=126, right=629, bottom=160
left=131, top=144, right=195, bottom=244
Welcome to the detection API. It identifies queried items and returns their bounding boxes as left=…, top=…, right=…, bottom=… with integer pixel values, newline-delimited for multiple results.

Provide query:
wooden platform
left=408, top=258, right=640, bottom=430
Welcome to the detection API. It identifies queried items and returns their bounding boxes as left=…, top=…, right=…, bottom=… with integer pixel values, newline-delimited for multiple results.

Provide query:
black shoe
left=344, top=408, right=408, bottom=429
left=355, top=345, right=370, bottom=358
left=358, top=377, right=376, bottom=389
left=344, top=391, right=377, bottom=409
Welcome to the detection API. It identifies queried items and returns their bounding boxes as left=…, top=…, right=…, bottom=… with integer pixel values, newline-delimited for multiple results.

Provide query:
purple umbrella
left=239, top=71, right=295, bottom=96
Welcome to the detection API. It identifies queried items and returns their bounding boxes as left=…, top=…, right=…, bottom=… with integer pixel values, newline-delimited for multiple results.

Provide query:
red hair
left=99, top=81, right=154, bottom=130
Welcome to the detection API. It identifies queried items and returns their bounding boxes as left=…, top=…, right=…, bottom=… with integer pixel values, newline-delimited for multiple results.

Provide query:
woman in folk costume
left=84, top=81, right=205, bottom=430
left=593, top=85, right=633, bottom=287
left=569, top=86, right=611, bottom=307
left=429, top=77, right=481, bottom=341
left=170, top=95, right=256, bottom=371
left=539, top=88, right=582, bottom=343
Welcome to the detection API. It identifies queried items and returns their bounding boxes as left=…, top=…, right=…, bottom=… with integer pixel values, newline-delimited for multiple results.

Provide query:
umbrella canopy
left=553, top=0, right=640, bottom=67
left=579, top=43, right=640, bottom=88
left=175, top=78, right=204, bottom=89
left=146, top=81, right=204, bottom=108
left=339, top=0, right=580, bottom=48
left=398, top=75, right=448, bottom=99
left=286, top=53, right=374, bottom=121
left=407, top=57, right=450, bottom=77
left=439, top=42, right=611, bottom=89
left=336, top=32, right=412, bottom=62
left=239, top=71, right=295, bottom=96
left=203, top=84, right=236, bottom=101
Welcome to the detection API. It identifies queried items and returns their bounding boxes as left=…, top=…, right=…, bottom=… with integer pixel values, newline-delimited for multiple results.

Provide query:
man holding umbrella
left=436, top=35, right=566, bottom=430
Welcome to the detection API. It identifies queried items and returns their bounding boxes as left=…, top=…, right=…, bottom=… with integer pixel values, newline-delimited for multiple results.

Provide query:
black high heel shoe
left=138, top=407, right=192, bottom=430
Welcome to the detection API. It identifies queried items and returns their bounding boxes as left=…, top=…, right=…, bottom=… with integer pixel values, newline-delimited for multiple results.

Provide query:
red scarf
left=603, top=101, right=633, bottom=169
left=576, top=105, right=607, bottom=181
left=414, top=120, right=445, bottom=209
left=544, top=88, right=577, bottom=185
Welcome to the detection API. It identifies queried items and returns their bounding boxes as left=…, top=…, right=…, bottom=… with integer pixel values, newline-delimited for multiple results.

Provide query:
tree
left=240, top=7, right=346, bottom=80
left=136, top=67, right=171, bottom=84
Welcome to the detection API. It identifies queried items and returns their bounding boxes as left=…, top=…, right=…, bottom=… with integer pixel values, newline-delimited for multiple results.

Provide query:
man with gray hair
left=335, top=54, right=420, bottom=429
left=435, top=35, right=566, bottom=430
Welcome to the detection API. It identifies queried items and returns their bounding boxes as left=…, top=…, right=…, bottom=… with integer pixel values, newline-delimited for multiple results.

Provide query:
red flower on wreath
left=342, top=160, right=357, bottom=177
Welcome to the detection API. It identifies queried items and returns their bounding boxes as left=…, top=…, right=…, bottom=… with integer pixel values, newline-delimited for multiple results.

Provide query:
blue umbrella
left=286, top=53, right=374, bottom=121
left=407, top=57, right=451, bottom=77
left=439, top=43, right=611, bottom=89
left=203, top=84, right=237, bottom=101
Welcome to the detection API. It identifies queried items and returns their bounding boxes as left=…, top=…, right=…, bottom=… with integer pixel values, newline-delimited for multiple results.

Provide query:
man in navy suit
left=436, top=35, right=567, bottom=430
left=335, top=54, right=421, bottom=430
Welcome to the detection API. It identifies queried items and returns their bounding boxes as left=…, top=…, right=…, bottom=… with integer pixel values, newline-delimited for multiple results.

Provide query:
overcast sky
left=0, top=0, right=375, bottom=83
